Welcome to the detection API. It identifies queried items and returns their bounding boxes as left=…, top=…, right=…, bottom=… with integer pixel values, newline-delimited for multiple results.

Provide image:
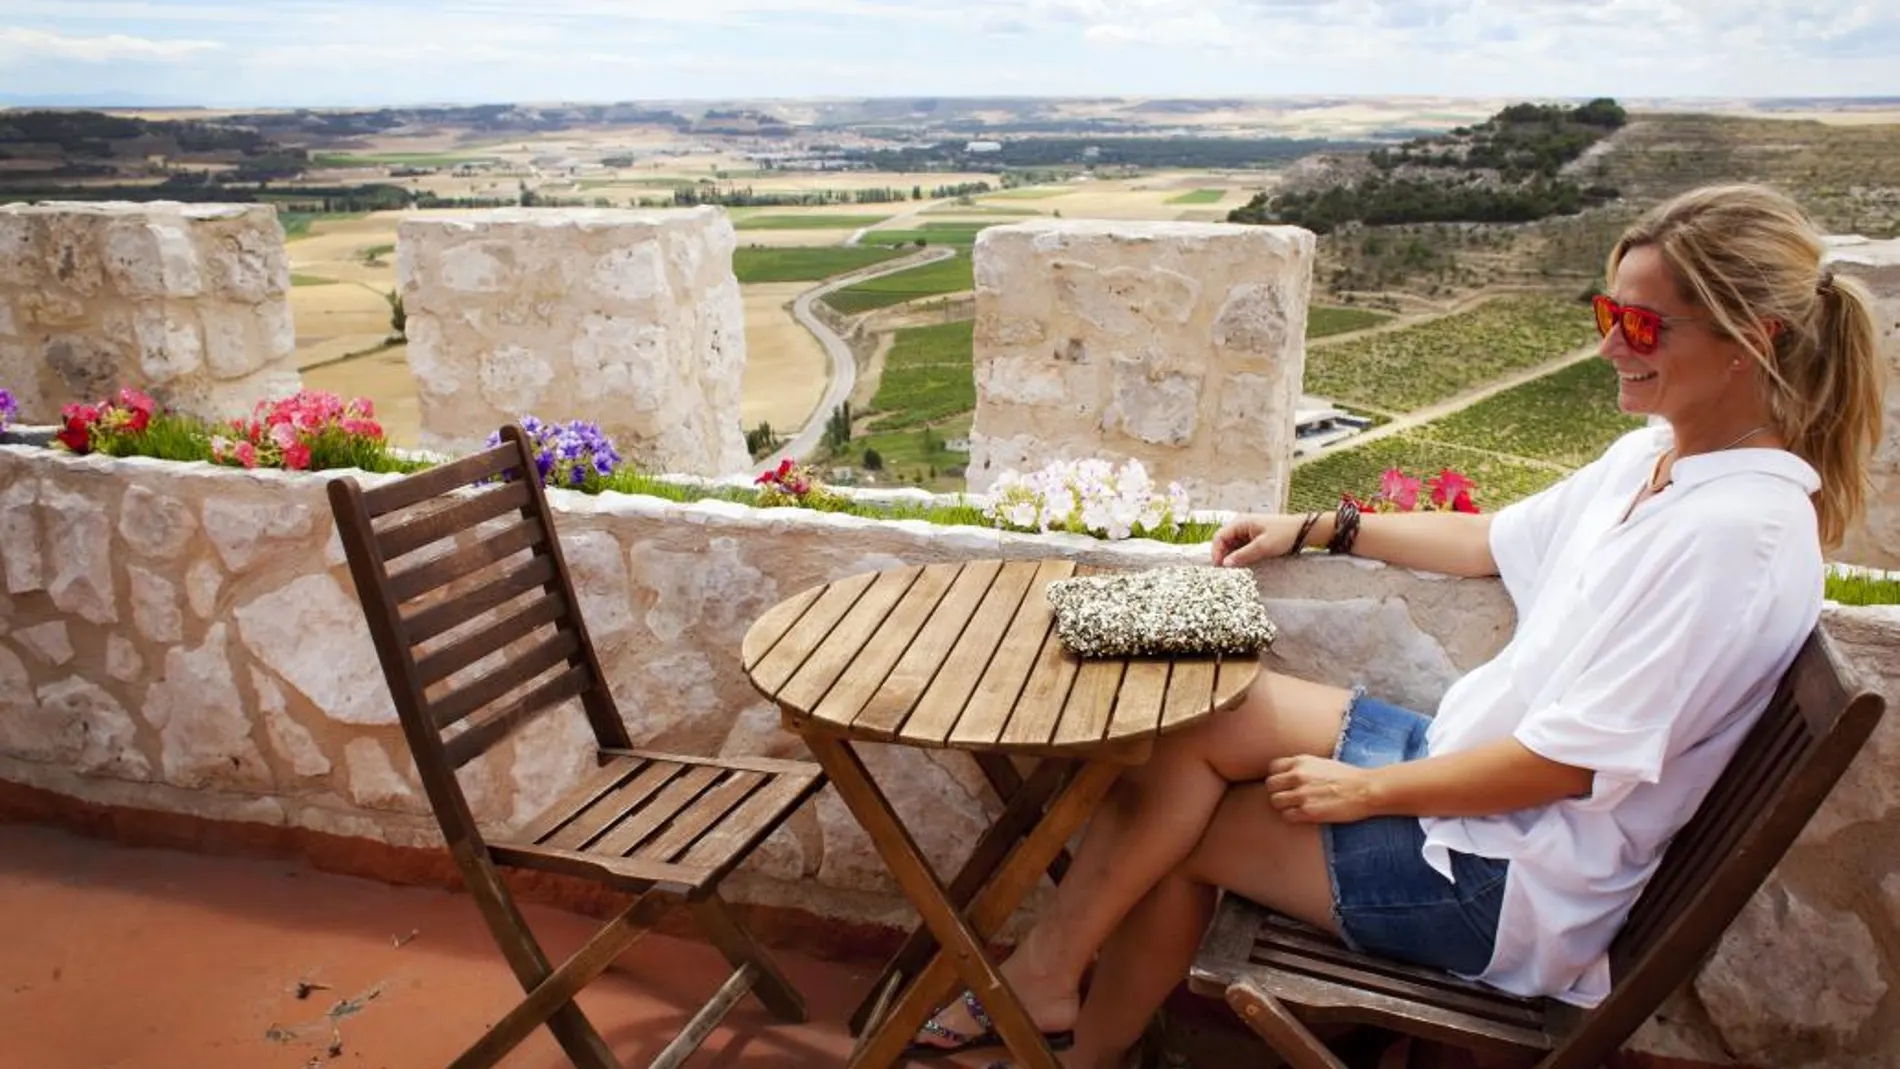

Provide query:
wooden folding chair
left=1189, top=626, right=1886, bottom=1069
left=326, top=424, right=827, bottom=1069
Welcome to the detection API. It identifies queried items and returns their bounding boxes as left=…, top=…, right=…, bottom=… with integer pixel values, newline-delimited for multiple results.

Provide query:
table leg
left=974, top=752, right=1075, bottom=884
left=848, top=756, right=1073, bottom=1037
left=851, top=757, right=1125, bottom=1069
left=804, top=733, right=1065, bottom=1069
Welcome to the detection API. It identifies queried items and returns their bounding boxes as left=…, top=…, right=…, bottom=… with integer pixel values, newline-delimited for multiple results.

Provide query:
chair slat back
left=1546, top=627, right=1885, bottom=1067
left=326, top=426, right=632, bottom=843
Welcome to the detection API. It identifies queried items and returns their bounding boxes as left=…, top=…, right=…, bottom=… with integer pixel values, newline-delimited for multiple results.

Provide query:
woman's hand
left=1211, top=512, right=1308, bottom=568
left=1266, top=755, right=1382, bottom=824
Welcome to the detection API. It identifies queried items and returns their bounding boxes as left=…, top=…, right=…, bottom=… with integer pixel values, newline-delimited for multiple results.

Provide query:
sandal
left=900, top=990, right=1076, bottom=1058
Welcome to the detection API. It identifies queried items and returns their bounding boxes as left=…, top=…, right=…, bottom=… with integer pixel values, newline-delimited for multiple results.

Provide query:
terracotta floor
left=0, top=824, right=888, bottom=1069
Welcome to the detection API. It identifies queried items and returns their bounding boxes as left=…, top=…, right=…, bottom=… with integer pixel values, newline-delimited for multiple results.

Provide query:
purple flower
left=487, top=416, right=624, bottom=489
left=0, top=388, right=16, bottom=433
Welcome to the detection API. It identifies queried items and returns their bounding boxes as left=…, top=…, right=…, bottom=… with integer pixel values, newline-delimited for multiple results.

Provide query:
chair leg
left=1225, top=979, right=1349, bottom=1069
left=453, top=887, right=677, bottom=1069
left=457, top=853, right=621, bottom=1069
left=689, top=893, right=808, bottom=1023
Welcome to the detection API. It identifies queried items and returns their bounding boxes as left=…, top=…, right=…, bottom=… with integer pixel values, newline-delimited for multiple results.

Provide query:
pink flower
left=1379, top=468, right=1422, bottom=512
left=283, top=442, right=312, bottom=470
left=234, top=441, right=258, bottom=469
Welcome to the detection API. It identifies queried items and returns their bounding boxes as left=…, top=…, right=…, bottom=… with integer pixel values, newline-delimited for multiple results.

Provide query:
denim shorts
left=1320, top=690, right=1509, bottom=977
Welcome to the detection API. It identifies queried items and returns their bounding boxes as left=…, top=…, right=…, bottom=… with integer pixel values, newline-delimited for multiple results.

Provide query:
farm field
left=861, top=320, right=976, bottom=433
left=857, top=222, right=992, bottom=247
left=1412, top=358, right=1642, bottom=468
left=302, top=343, right=421, bottom=449
left=741, top=283, right=830, bottom=433
left=731, top=245, right=910, bottom=283
left=285, top=213, right=404, bottom=368
left=732, top=213, right=893, bottom=231
left=1302, top=294, right=1597, bottom=413
left=1286, top=432, right=1566, bottom=514
left=851, top=414, right=974, bottom=492
left=823, top=253, right=974, bottom=315
left=1306, top=306, right=1393, bottom=339
left=966, top=178, right=1266, bottom=221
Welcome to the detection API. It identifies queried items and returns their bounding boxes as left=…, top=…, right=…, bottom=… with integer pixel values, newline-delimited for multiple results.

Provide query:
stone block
left=397, top=207, right=750, bottom=474
left=1824, top=237, right=1900, bottom=568
left=0, top=202, right=300, bottom=424
left=968, top=220, right=1315, bottom=513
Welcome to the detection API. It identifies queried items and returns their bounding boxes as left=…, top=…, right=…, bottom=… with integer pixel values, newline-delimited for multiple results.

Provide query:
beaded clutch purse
left=1044, top=565, right=1278, bottom=659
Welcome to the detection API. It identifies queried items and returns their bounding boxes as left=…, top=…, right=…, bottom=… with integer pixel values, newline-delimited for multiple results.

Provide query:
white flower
left=984, top=456, right=1193, bottom=541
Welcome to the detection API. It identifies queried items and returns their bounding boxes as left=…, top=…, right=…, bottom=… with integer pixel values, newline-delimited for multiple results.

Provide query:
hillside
left=1227, top=99, right=1628, bottom=234
left=1229, top=107, right=1900, bottom=307
left=1585, top=113, right=1900, bottom=236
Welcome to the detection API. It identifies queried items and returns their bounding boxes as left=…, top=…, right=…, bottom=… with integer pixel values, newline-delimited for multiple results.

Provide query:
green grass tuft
left=1826, top=571, right=1900, bottom=606
left=291, top=273, right=336, bottom=287
left=93, top=414, right=214, bottom=464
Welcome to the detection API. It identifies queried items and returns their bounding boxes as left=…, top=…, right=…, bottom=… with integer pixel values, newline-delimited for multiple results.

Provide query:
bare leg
left=915, top=671, right=1349, bottom=1047
left=1060, top=782, right=1335, bottom=1069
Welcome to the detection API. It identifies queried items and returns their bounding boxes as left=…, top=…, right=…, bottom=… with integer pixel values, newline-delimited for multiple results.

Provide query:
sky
left=0, top=0, right=1896, bottom=108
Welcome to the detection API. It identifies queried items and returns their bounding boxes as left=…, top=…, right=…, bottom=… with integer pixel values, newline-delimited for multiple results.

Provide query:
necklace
left=1645, top=424, right=1771, bottom=494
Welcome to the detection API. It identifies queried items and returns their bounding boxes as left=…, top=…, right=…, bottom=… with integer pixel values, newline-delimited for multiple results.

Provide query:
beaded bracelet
left=1286, top=511, right=1323, bottom=557
left=1326, top=499, right=1362, bottom=555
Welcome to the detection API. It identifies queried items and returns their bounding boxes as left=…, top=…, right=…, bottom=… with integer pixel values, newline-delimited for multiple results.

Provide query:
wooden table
left=742, top=558, right=1260, bottom=1069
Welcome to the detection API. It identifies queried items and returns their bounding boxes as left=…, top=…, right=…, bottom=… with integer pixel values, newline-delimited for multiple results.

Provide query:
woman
left=909, top=183, right=1886, bottom=1067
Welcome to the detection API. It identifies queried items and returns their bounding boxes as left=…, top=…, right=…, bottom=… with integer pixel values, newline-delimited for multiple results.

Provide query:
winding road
left=754, top=244, right=956, bottom=473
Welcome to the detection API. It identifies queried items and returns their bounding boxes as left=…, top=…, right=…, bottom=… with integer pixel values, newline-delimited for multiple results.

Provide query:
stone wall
left=1825, top=236, right=1900, bottom=571
left=0, top=202, right=300, bottom=424
left=965, top=220, right=1315, bottom=513
left=397, top=207, right=750, bottom=475
left=3, top=448, right=1900, bottom=1066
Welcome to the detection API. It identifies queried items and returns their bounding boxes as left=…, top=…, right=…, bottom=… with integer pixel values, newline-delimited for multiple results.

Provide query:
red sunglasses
left=1592, top=294, right=1700, bottom=355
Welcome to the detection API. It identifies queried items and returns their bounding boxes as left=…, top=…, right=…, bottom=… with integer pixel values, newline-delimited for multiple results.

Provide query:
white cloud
left=0, top=26, right=223, bottom=62
left=1, top=0, right=1896, bottom=101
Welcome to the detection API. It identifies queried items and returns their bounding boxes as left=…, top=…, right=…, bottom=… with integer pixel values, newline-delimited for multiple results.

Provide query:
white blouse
left=1419, top=425, right=1824, bottom=1006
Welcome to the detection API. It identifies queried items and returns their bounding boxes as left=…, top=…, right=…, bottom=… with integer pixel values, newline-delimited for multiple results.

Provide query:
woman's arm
left=1212, top=509, right=1499, bottom=578
left=1264, top=740, right=1595, bottom=823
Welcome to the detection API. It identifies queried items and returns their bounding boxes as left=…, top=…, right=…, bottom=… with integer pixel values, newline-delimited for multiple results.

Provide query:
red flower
left=1427, top=468, right=1475, bottom=509
left=56, top=416, right=91, bottom=452
left=1451, top=489, right=1480, bottom=514
left=56, top=403, right=98, bottom=453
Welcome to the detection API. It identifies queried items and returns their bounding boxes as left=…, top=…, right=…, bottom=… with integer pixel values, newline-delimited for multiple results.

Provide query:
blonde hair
left=1608, top=184, right=1887, bottom=549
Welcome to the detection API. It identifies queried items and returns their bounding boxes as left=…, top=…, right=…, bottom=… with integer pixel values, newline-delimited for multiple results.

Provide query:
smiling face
left=1600, top=244, right=1750, bottom=421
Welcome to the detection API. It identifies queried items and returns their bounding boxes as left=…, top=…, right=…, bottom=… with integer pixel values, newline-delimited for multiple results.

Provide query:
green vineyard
left=1303, top=294, right=1598, bottom=413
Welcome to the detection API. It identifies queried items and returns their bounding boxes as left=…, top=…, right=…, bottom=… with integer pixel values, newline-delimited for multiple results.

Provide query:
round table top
left=742, top=559, right=1260, bottom=757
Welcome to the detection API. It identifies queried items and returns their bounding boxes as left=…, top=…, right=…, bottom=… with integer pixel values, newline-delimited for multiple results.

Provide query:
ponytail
left=1797, top=270, right=1886, bottom=548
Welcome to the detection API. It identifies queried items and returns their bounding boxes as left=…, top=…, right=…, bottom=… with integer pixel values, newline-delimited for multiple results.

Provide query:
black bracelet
left=1327, top=499, right=1362, bottom=555
left=1286, top=511, right=1322, bottom=556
